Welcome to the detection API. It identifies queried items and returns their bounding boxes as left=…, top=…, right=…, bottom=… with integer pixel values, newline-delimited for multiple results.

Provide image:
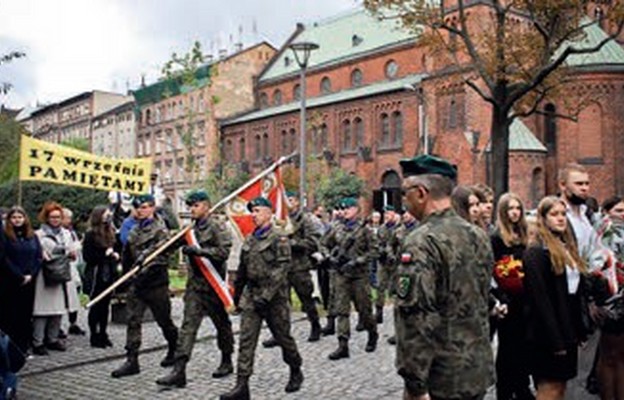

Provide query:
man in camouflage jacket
left=375, top=205, right=401, bottom=323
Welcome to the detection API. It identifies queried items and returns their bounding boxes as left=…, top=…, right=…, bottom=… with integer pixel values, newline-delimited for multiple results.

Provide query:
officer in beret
left=323, top=196, right=379, bottom=360
left=395, top=155, right=494, bottom=400
left=262, top=190, right=322, bottom=348
left=220, top=196, right=303, bottom=400
left=375, top=204, right=401, bottom=324
left=157, top=190, right=234, bottom=388
left=112, top=194, right=179, bottom=378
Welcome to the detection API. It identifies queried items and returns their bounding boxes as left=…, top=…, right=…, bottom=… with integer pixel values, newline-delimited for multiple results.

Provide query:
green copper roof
left=509, top=119, right=547, bottom=152
left=223, top=73, right=426, bottom=126
left=564, top=19, right=624, bottom=67
left=259, top=8, right=419, bottom=82
left=132, top=65, right=212, bottom=107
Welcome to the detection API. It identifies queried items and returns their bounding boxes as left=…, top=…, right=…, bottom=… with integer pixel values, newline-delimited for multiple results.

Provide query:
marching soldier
left=111, top=194, right=179, bottom=378
left=220, top=197, right=303, bottom=400
left=156, top=190, right=234, bottom=388
left=324, top=197, right=379, bottom=360
left=375, top=205, right=401, bottom=324
left=396, top=155, right=494, bottom=400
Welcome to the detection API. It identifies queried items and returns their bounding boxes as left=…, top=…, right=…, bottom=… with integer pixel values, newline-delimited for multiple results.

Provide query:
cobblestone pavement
left=19, top=299, right=598, bottom=399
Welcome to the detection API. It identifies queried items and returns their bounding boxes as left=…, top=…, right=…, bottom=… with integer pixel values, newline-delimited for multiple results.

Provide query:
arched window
left=238, top=137, right=245, bottom=162
left=320, top=123, right=328, bottom=151
left=281, top=130, right=288, bottom=155
left=289, top=128, right=297, bottom=153
left=145, top=109, right=151, bottom=125
left=385, top=60, right=399, bottom=79
left=320, top=77, right=332, bottom=94
left=262, top=133, right=270, bottom=158
left=254, top=134, right=261, bottom=160
left=273, top=89, right=282, bottom=106
left=531, top=168, right=544, bottom=208
left=382, top=170, right=401, bottom=189
left=578, top=103, right=603, bottom=159
left=392, top=111, right=403, bottom=146
left=225, top=139, right=232, bottom=161
left=342, top=120, right=352, bottom=151
left=354, top=117, right=364, bottom=147
left=449, top=98, right=458, bottom=128
left=380, top=113, right=390, bottom=147
left=544, top=103, right=557, bottom=154
left=259, top=93, right=269, bottom=108
left=293, top=84, right=301, bottom=102
left=351, top=69, right=363, bottom=88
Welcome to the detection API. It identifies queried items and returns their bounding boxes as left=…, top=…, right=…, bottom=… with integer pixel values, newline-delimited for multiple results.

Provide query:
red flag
left=225, top=166, right=288, bottom=239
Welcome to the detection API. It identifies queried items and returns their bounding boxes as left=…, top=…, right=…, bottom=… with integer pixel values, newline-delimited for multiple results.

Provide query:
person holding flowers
left=523, top=196, right=591, bottom=400
left=490, top=193, right=533, bottom=400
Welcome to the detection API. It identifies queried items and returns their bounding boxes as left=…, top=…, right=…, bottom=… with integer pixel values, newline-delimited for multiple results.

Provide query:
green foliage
left=60, top=137, right=90, bottom=151
left=203, top=165, right=250, bottom=203
left=0, top=115, right=25, bottom=184
left=1, top=50, right=26, bottom=94
left=315, top=168, right=365, bottom=209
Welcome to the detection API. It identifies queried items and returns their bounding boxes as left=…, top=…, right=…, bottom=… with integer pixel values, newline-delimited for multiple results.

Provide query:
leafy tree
left=315, top=168, right=365, bottom=209
left=0, top=115, right=27, bottom=184
left=364, top=0, right=624, bottom=196
left=60, top=137, right=90, bottom=151
left=203, top=163, right=250, bottom=204
left=1, top=51, right=25, bottom=94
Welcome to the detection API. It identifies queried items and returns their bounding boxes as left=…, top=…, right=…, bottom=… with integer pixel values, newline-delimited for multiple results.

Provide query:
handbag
left=41, top=235, right=71, bottom=286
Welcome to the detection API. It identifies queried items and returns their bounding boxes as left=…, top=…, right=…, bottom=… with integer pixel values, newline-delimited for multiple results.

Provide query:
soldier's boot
left=375, top=306, right=384, bottom=324
left=355, top=318, right=365, bottom=332
left=262, top=337, right=279, bottom=348
left=387, top=335, right=397, bottom=345
left=285, top=366, right=304, bottom=393
left=328, top=338, right=349, bottom=360
left=219, top=375, right=250, bottom=400
left=155, top=359, right=186, bottom=388
left=365, top=330, right=378, bottom=353
left=307, top=319, right=321, bottom=342
left=320, top=316, right=335, bottom=336
left=160, top=341, right=177, bottom=367
left=212, top=353, right=234, bottom=378
left=111, top=353, right=140, bottom=378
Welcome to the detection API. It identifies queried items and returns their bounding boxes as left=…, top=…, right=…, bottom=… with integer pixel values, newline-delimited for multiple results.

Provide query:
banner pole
left=17, top=134, right=23, bottom=206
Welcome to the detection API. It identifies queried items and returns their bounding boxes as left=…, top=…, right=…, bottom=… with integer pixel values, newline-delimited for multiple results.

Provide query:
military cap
left=285, top=190, right=299, bottom=198
left=341, top=197, right=358, bottom=209
left=399, top=154, right=457, bottom=180
left=134, top=193, right=155, bottom=206
left=383, top=205, right=395, bottom=212
left=185, top=190, right=210, bottom=206
left=247, top=196, right=273, bottom=212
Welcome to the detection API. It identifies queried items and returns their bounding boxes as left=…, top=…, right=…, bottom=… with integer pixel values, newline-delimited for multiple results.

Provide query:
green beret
left=399, top=154, right=457, bottom=180
left=286, top=190, right=298, bottom=198
left=383, top=205, right=395, bottom=212
left=135, top=194, right=155, bottom=206
left=185, top=190, right=210, bottom=206
left=341, top=197, right=358, bottom=209
left=247, top=196, right=273, bottom=212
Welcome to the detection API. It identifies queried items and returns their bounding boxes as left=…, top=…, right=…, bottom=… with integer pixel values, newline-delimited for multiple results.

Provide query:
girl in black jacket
left=523, top=196, right=590, bottom=400
left=82, top=206, right=119, bottom=348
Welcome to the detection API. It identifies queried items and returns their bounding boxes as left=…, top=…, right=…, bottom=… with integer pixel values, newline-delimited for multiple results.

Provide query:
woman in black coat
left=82, top=206, right=119, bottom=348
left=0, top=207, right=42, bottom=353
left=523, top=196, right=590, bottom=400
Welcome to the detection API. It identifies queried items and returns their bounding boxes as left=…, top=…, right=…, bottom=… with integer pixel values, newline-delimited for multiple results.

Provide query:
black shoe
left=68, top=325, right=86, bottom=335
left=90, top=334, right=106, bottom=349
left=57, top=329, right=67, bottom=339
left=220, top=376, right=250, bottom=400
left=112, top=357, right=140, bottom=378
left=387, top=335, right=396, bottom=345
left=156, top=361, right=186, bottom=388
left=365, top=331, right=378, bottom=352
left=586, top=374, right=599, bottom=395
left=160, top=343, right=177, bottom=367
left=101, top=333, right=113, bottom=348
left=328, top=339, right=349, bottom=360
left=46, top=341, right=67, bottom=352
left=285, top=367, right=304, bottom=393
left=308, top=320, right=321, bottom=342
left=212, top=354, right=234, bottom=378
left=355, top=320, right=365, bottom=332
left=262, top=337, right=279, bottom=348
left=32, top=345, right=48, bottom=356
left=321, top=318, right=335, bottom=336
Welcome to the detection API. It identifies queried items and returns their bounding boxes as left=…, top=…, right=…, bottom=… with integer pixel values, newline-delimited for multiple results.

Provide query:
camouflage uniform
left=376, top=222, right=401, bottom=311
left=122, top=217, right=178, bottom=357
left=395, top=208, right=494, bottom=399
left=174, top=217, right=234, bottom=363
left=233, top=225, right=302, bottom=377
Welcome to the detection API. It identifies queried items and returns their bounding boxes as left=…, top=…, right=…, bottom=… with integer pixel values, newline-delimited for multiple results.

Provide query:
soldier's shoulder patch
left=396, top=275, right=412, bottom=299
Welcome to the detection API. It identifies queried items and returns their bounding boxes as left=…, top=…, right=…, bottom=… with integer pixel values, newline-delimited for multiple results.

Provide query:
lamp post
left=403, top=84, right=429, bottom=155
left=289, top=41, right=319, bottom=208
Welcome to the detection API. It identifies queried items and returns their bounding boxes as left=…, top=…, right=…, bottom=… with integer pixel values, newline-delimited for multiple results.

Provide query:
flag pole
left=17, top=134, right=23, bottom=206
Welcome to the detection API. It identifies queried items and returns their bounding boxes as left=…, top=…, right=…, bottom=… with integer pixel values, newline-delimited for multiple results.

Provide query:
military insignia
left=400, top=252, right=412, bottom=264
left=396, top=275, right=412, bottom=299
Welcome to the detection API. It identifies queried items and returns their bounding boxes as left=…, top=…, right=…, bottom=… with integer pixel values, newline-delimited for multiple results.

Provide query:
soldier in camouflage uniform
left=396, top=155, right=494, bottom=400
left=375, top=205, right=401, bottom=324
left=111, top=194, right=179, bottom=378
left=262, top=191, right=322, bottom=347
left=220, top=197, right=303, bottom=400
left=324, top=197, right=379, bottom=360
left=156, top=190, right=234, bottom=388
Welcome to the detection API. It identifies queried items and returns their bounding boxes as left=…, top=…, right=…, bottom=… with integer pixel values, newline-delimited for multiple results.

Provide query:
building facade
left=91, top=100, right=136, bottom=158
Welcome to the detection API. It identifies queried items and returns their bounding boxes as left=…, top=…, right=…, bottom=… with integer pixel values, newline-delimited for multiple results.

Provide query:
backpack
left=0, top=330, right=25, bottom=400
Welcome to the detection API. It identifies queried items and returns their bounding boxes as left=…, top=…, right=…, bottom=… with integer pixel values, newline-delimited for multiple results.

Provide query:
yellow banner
left=19, top=135, right=152, bottom=195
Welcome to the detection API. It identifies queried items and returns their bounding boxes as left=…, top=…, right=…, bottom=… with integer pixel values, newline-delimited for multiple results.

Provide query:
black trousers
left=0, top=282, right=35, bottom=353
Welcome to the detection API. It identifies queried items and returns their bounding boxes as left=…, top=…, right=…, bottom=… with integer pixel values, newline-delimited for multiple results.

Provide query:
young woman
left=82, top=206, right=119, bottom=348
left=451, top=185, right=483, bottom=228
left=0, top=207, right=42, bottom=353
left=490, top=193, right=533, bottom=400
left=523, top=196, right=590, bottom=400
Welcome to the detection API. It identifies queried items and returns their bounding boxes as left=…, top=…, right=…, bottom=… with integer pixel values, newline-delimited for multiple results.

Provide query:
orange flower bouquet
left=493, top=255, right=525, bottom=295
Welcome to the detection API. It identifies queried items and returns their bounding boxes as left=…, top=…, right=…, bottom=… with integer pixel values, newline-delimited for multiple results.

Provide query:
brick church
left=220, top=3, right=624, bottom=210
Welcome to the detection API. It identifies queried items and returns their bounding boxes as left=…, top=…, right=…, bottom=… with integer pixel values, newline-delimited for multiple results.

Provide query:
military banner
left=19, top=135, right=152, bottom=195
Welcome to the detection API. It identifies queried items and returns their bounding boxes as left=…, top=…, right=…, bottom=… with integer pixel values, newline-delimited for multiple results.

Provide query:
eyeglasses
left=401, top=185, right=428, bottom=196
left=48, top=214, right=62, bottom=219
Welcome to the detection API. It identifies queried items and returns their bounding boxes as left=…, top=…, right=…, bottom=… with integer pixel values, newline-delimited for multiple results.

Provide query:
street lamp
left=403, top=84, right=429, bottom=155
left=289, top=41, right=319, bottom=208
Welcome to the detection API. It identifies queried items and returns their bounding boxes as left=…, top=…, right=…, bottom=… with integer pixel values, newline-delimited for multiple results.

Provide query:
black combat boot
left=262, top=337, right=279, bottom=348
left=111, top=353, right=140, bottom=378
left=212, top=353, right=234, bottom=378
left=365, top=330, right=378, bottom=352
left=355, top=318, right=365, bottom=332
left=220, top=375, right=250, bottom=400
left=285, top=366, right=304, bottom=393
left=328, top=338, right=349, bottom=360
left=308, top=319, right=321, bottom=342
left=155, top=359, right=186, bottom=388
left=320, top=316, right=335, bottom=336
left=160, top=341, right=177, bottom=367
left=376, top=306, right=384, bottom=324
left=387, top=335, right=396, bottom=345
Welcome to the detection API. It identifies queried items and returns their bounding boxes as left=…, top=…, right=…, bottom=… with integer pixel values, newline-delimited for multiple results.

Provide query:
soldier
left=375, top=205, right=401, bottom=324
left=324, top=197, right=378, bottom=360
left=156, top=190, right=234, bottom=388
left=220, top=197, right=303, bottom=400
left=263, top=190, right=322, bottom=347
left=396, top=155, right=494, bottom=400
left=111, top=194, right=179, bottom=378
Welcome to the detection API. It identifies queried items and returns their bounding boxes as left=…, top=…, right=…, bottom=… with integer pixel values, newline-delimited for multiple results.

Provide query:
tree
left=0, top=114, right=27, bottom=184
left=315, top=168, right=365, bottom=209
left=60, top=137, right=90, bottom=151
left=1, top=51, right=25, bottom=94
left=364, top=0, right=624, bottom=196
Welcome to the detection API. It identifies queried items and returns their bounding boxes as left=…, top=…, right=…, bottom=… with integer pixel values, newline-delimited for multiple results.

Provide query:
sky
left=0, top=0, right=358, bottom=109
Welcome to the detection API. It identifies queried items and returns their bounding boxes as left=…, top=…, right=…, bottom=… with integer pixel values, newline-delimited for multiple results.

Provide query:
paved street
left=18, top=298, right=598, bottom=399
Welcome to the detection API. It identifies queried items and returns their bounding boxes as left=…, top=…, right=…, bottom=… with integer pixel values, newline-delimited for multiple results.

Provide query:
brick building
left=221, top=6, right=624, bottom=209
left=133, top=42, right=276, bottom=212
left=91, top=100, right=136, bottom=158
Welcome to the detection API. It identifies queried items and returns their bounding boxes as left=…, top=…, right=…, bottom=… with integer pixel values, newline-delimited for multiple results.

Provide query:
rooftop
left=564, top=19, right=624, bottom=67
